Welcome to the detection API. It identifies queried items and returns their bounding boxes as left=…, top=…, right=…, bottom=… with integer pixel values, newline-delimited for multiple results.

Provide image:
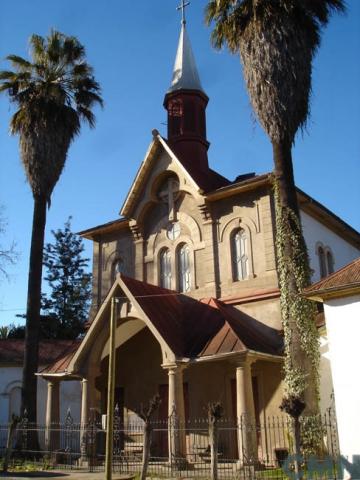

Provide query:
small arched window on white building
left=177, top=244, right=191, bottom=292
left=8, top=386, right=21, bottom=421
left=159, top=248, right=172, bottom=289
left=318, top=246, right=327, bottom=279
left=231, top=229, right=249, bottom=281
left=326, top=250, right=334, bottom=275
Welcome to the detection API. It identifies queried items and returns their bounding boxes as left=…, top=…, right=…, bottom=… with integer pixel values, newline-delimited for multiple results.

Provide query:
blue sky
left=0, top=0, right=359, bottom=326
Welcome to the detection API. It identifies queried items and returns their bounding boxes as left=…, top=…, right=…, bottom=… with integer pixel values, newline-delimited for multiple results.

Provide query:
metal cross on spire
left=177, top=0, right=190, bottom=25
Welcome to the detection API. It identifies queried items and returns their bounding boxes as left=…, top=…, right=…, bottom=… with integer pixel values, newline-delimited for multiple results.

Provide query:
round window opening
left=167, top=222, right=181, bottom=241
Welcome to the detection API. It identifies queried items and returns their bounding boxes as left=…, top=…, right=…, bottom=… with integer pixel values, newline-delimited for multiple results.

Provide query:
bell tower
left=163, top=3, right=210, bottom=172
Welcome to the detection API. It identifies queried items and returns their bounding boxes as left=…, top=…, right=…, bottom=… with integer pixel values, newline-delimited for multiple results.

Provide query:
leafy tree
left=0, top=206, right=18, bottom=282
left=205, top=0, right=344, bottom=414
left=42, top=218, right=91, bottom=339
left=7, top=311, right=68, bottom=339
left=0, top=30, right=103, bottom=423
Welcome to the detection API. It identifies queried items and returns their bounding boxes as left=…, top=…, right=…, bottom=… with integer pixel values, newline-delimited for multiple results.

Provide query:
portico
left=39, top=274, right=283, bottom=465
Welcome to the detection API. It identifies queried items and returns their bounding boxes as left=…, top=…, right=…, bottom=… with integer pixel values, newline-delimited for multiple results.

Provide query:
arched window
left=159, top=248, right=172, bottom=289
left=318, top=246, right=326, bottom=278
left=168, top=99, right=183, bottom=136
left=231, top=229, right=248, bottom=281
left=9, top=386, right=21, bottom=421
left=326, top=250, right=334, bottom=275
left=177, top=244, right=191, bottom=292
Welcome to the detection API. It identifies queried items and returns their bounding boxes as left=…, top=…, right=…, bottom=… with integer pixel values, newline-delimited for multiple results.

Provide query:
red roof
left=39, top=341, right=81, bottom=374
left=304, top=257, right=360, bottom=300
left=41, top=276, right=283, bottom=375
left=200, top=298, right=282, bottom=357
left=121, top=276, right=282, bottom=358
left=0, top=339, right=81, bottom=366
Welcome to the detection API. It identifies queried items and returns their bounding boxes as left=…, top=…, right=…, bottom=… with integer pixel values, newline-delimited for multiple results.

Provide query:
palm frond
left=5, top=55, right=32, bottom=71
left=29, top=34, right=46, bottom=63
left=71, top=62, right=92, bottom=78
left=63, top=36, right=85, bottom=63
left=0, top=71, right=17, bottom=80
left=300, top=0, right=346, bottom=25
left=205, top=0, right=345, bottom=143
left=1, top=29, right=103, bottom=198
left=77, top=106, right=96, bottom=128
left=0, top=81, right=16, bottom=93
left=47, top=30, right=62, bottom=64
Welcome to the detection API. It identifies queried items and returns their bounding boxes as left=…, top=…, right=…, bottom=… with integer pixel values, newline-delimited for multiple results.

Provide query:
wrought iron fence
left=0, top=408, right=341, bottom=479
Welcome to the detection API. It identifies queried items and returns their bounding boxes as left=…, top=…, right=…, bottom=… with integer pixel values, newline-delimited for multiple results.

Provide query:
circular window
left=167, top=222, right=181, bottom=241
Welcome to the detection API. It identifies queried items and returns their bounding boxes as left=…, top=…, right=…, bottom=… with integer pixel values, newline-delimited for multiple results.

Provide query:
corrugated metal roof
left=121, top=277, right=282, bottom=358
left=199, top=299, right=282, bottom=357
left=39, top=341, right=81, bottom=374
left=40, top=277, right=283, bottom=375
left=304, top=257, right=360, bottom=298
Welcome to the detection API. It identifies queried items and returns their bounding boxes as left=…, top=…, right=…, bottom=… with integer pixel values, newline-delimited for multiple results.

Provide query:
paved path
left=0, top=472, right=136, bottom=480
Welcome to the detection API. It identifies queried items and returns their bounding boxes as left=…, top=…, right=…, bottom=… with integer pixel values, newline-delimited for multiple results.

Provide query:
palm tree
left=206, top=1, right=344, bottom=414
left=0, top=31, right=103, bottom=424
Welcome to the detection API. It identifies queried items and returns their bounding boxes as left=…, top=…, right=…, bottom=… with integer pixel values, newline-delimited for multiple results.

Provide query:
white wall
left=318, top=328, right=335, bottom=415
left=0, top=366, right=81, bottom=425
left=301, top=211, right=359, bottom=283
left=324, top=294, right=360, bottom=474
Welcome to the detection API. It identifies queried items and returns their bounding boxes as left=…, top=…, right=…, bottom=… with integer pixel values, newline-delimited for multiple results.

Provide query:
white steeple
left=168, top=23, right=204, bottom=94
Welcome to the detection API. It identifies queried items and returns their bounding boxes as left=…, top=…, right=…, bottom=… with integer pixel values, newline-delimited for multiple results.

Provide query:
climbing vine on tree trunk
left=273, top=178, right=320, bottom=412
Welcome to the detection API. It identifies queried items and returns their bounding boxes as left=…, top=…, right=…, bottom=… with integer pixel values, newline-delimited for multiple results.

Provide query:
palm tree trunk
left=21, top=194, right=47, bottom=428
left=272, top=141, right=299, bottom=216
left=272, top=141, right=318, bottom=414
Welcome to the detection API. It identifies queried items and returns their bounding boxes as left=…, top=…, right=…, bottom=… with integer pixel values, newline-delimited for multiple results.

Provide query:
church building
left=38, top=15, right=360, bottom=462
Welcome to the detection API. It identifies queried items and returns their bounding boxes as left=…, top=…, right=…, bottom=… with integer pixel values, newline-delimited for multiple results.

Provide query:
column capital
left=161, top=362, right=187, bottom=373
left=232, top=354, right=256, bottom=369
left=45, top=377, right=60, bottom=386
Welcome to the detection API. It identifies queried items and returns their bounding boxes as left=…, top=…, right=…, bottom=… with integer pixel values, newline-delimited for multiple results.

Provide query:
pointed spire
left=168, top=23, right=204, bottom=94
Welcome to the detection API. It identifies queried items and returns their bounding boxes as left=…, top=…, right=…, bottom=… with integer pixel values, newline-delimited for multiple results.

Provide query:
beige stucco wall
left=89, top=147, right=279, bottom=310
left=233, top=297, right=282, bottom=331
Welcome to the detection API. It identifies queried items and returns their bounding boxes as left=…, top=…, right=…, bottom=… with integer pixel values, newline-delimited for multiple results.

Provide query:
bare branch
left=0, top=206, right=19, bottom=282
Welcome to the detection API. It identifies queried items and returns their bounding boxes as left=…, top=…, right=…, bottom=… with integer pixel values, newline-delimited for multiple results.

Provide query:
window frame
left=159, top=248, right=172, bottom=290
left=177, top=243, right=191, bottom=293
left=231, top=228, right=249, bottom=281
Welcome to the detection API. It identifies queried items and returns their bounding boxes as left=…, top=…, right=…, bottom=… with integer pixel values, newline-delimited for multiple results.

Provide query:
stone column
left=87, top=366, right=101, bottom=411
left=45, top=380, right=60, bottom=453
left=165, top=364, right=186, bottom=464
left=80, top=378, right=88, bottom=461
left=235, top=359, right=256, bottom=464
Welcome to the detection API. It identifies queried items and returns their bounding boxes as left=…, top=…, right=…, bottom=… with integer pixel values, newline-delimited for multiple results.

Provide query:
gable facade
left=37, top=19, right=360, bottom=468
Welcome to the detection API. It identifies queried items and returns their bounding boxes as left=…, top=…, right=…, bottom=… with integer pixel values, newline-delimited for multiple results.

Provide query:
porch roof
left=304, top=256, right=360, bottom=301
left=38, top=340, right=81, bottom=375
left=199, top=298, right=282, bottom=357
left=39, top=276, right=283, bottom=375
